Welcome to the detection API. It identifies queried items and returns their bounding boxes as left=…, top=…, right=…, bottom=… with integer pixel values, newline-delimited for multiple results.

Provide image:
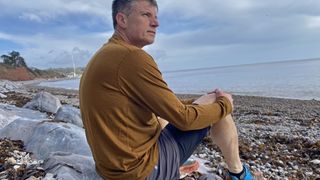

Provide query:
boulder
left=0, top=118, right=41, bottom=142
left=0, top=103, right=47, bottom=128
left=0, top=118, right=92, bottom=160
left=23, top=91, right=62, bottom=114
left=0, top=80, right=24, bottom=93
left=54, top=105, right=83, bottom=128
left=26, top=121, right=92, bottom=159
left=43, top=152, right=102, bottom=180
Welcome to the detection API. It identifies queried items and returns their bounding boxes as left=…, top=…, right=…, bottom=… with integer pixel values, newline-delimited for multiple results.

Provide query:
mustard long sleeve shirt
left=79, top=35, right=232, bottom=180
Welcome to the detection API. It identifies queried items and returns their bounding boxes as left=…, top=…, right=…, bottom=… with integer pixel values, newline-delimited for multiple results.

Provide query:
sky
left=0, top=0, right=320, bottom=71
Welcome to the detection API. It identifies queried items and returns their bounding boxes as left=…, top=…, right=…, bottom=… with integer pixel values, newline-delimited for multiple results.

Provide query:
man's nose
left=151, top=17, right=159, bottom=27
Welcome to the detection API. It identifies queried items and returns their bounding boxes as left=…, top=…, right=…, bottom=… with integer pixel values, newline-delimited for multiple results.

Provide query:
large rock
left=27, top=121, right=91, bottom=159
left=0, top=118, right=92, bottom=160
left=54, top=105, right=83, bottom=128
left=23, top=91, right=62, bottom=114
left=0, top=80, right=24, bottom=93
left=0, top=103, right=47, bottom=128
left=0, top=118, right=42, bottom=142
left=43, top=152, right=102, bottom=180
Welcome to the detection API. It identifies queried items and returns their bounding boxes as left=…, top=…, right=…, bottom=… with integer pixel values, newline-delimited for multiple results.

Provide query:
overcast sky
left=0, top=0, right=320, bottom=71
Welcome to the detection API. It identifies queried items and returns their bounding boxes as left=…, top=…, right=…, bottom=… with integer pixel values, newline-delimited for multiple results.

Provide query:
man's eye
left=143, top=13, right=151, bottom=17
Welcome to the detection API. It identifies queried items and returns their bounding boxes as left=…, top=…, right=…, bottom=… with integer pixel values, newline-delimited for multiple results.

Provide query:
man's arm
left=118, top=50, right=232, bottom=130
left=158, top=90, right=233, bottom=129
left=193, top=89, right=234, bottom=110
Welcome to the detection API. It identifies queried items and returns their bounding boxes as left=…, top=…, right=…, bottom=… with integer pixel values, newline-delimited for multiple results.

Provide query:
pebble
left=310, top=159, right=320, bottom=165
left=306, top=171, right=313, bottom=176
left=0, top=139, right=47, bottom=179
left=13, top=165, right=20, bottom=170
left=265, top=163, right=272, bottom=168
left=6, top=157, right=17, bottom=164
left=293, top=165, right=299, bottom=170
left=0, top=93, right=7, bottom=98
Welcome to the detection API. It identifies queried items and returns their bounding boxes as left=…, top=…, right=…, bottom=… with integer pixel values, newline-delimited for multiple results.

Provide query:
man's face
left=123, top=1, right=159, bottom=48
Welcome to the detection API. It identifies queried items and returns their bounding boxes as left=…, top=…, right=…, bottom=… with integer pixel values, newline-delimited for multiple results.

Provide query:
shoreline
left=24, top=83, right=320, bottom=103
left=18, top=78, right=320, bottom=101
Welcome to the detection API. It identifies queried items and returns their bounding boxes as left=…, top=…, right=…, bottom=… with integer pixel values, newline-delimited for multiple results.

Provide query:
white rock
left=43, top=173, right=56, bottom=180
left=0, top=93, right=6, bottom=98
left=278, top=160, right=284, bottom=165
left=265, top=163, right=272, bottom=168
left=0, top=103, right=47, bottom=129
left=54, top=105, right=83, bottom=128
left=310, top=159, right=320, bottom=165
left=6, top=157, right=17, bottom=164
left=199, top=153, right=206, bottom=159
left=0, top=118, right=92, bottom=160
left=274, top=176, right=281, bottom=180
left=0, top=80, right=24, bottom=93
left=305, top=171, right=313, bottom=176
left=23, top=91, right=62, bottom=114
left=43, top=152, right=102, bottom=180
left=0, top=118, right=41, bottom=143
left=13, top=165, right=20, bottom=170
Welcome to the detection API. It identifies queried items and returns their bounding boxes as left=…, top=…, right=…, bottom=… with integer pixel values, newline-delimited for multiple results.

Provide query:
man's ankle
left=228, top=164, right=244, bottom=174
left=228, top=165, right=245, bottom=179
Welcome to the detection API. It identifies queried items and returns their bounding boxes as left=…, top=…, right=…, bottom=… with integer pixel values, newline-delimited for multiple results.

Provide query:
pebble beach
left=0, top=80, right=319, bottom=179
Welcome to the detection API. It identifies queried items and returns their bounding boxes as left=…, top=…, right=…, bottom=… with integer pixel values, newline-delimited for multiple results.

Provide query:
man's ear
left=116, top=12, right=127, bottom=28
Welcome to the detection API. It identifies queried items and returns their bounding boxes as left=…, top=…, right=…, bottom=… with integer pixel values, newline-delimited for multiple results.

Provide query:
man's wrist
left=217, top=96, right=233, bottom=114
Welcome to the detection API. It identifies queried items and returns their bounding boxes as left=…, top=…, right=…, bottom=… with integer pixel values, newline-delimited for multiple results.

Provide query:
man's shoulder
left=106, top=41, right=151, bottom=59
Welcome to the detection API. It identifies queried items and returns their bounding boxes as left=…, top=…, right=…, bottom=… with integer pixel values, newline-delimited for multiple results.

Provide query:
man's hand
left=193, top=89, right=234, bottom=109
left=214, top=89, right=234, bottom=109
left=192, top=93, right=217, bottom=105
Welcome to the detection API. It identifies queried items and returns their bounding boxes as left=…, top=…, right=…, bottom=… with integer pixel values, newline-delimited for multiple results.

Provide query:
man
left=80, top=0, right=257, bottom=179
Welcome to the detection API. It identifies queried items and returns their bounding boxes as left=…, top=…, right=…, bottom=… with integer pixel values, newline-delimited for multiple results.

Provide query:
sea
left=38, top=59, right=320, bottom=100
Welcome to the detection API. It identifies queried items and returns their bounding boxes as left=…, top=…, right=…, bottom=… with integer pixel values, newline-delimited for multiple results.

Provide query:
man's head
left=112, top=0, right=159, bottom=48
left=112, top=0, right=158, bottom=28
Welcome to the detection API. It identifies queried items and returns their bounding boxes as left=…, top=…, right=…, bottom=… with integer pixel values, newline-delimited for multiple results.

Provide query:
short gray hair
left=112, top=0, right=158, bottom=29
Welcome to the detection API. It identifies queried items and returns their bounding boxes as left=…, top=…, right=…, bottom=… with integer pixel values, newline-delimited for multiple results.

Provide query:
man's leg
left=210, top=114, right=243, bottom=173
left=193, top=92, right=243, bottom=173
left=165, top=124, right=210, bottom=165
left=158, top=109, right=243, bottom=172
left=158, top=117, right=169, bottom=129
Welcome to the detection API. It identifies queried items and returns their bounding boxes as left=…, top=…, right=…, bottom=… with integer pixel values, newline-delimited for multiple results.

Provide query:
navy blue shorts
left=147, top=124, right=210, bottom=180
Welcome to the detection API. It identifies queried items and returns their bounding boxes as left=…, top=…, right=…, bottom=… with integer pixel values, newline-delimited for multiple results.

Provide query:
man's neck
left=113, top=30, right=143, bottom=49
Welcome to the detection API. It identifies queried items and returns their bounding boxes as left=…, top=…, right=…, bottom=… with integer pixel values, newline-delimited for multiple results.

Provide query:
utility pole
left=71, top=50, right=76, bottom=78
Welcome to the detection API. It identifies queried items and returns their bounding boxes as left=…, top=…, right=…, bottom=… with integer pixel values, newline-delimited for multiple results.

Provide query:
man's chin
left=143, top=39, right=155, bottom=46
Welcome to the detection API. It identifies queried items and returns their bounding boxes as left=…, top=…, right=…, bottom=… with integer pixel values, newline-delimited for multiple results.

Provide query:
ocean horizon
left=38, top=59, right=320, bottom=100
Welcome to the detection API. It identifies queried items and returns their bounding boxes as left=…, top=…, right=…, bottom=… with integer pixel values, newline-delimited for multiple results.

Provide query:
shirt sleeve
left=118, top=49, right=232, bottom=131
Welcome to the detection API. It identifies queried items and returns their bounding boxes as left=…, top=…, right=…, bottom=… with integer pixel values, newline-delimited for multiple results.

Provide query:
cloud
left=1, top=0, right=320, bottom=70
left=306, top=16, right=320, bottom=29
left=0, top=30, right=113, bottom=68
left=147, top=1, right=320, bottom=70
left=0, top=0, right=110, bottom=18
left=19, top=13, right=43, bottom=23
left=34, top=47, right=91, bottom=68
